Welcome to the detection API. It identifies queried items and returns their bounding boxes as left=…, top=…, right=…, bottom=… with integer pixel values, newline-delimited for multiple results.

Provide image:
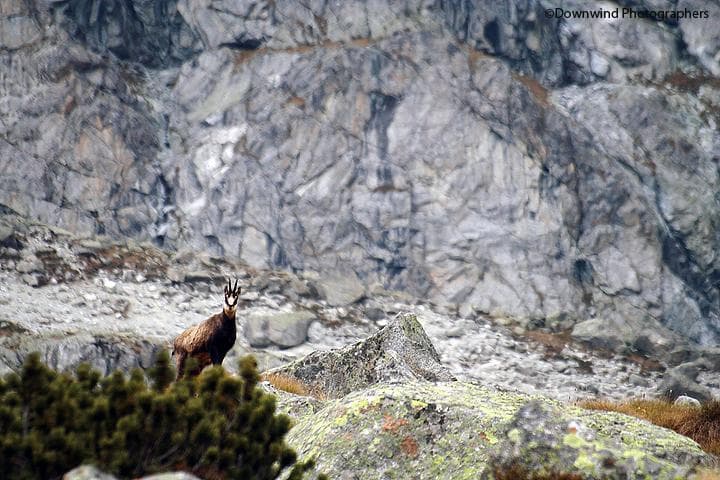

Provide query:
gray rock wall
left=1, top=0, right=719, bottom=348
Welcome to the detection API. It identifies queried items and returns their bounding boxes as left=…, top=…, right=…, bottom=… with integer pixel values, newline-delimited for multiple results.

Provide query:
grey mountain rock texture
left=1, top=0, right=720, bottom=355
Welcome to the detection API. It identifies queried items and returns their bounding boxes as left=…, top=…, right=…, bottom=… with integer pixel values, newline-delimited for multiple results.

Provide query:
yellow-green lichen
left=411, top=399, right=427, bottom=409
left=286, top=381, right=709, bottom=480
left=563, top=432, right=590, bottom=449
left=573, top=450, right=596, bottom=472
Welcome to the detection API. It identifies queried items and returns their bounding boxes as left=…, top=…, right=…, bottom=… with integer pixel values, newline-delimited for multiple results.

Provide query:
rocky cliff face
left=2, top=1, right=719, bottom=350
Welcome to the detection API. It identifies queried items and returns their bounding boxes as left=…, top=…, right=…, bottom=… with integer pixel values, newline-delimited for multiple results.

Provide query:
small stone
left=629, top=374, right=650, bottom=387
left=21, top=273, right=39, bottom=287
left=365, top=307, right=386, bottom=321
left=263, top=297, right=280, bottom=309
left=674, top=395, right=701, bottom=408
left=240, top=291, right=259, bottom=301
left=135, top=273, right=146, bottom=283
left=167, top=267, right=186, bottom=283
left=16, top=256, right=41, bottom=273
left=83, top=293, right=97, bottom=302
left=0, top=224, right=15, bottom=245
left=102, top=278, right=117, bottom=292
left=100, top=306, right=113, bottom=315
left=78, top=239, right=103, bottom=250
left=589, top=52, right=610, bottom=78
left=445, top=327, right=464, bottom=338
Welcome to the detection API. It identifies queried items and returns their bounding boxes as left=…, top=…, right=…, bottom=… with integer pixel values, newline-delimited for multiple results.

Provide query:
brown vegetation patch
left=524, top=330, right=572, bottom=357
left=513, top=73, right=550, bottom=107
left=697, top=469, right=720, bottom=480
left=664, top=70, right=720, bottom=94
left=350, top=37, right=371, bottom=48
left=579, top=398, right=720, bottom=456
left=77, top=243, right=168, bottom=280
left=625, top=352, right=664, bottom=373
left=400, top=436, right=419, bottom=458
left=232, top=49, right=261, bottom=67
left=287, top=96, right=306, bottom=108
left=382, top=415, right=409, bottom=433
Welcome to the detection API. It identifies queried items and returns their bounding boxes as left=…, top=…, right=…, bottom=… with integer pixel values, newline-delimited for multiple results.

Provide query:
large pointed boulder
left=265, top=313, right=455, bottom=399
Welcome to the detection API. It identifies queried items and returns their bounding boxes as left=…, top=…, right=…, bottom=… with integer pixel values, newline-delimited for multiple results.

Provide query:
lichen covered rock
left=286, top=382, right=709, bottom=480
left=482, top=400, right=706, bottom=480
left=265, top=313, right=455, bottom=398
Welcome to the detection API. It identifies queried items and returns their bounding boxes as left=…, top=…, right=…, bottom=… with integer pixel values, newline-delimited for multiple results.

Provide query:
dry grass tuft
left=579, top=398, right=720, bottom=456
left=697, top=469, right=720, bottom=480
left=260, top=372, right=309, bottom=396
left=260, top=372, right=327, bottom=400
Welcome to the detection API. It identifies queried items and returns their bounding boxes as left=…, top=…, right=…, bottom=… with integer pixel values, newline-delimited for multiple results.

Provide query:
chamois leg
left=209, top=347, right=223, bottom=366
left=175, top=351, right=187, bottom=380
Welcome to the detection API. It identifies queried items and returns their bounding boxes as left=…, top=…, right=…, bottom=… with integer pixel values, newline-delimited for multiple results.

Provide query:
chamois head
left=223, top=279, right=241, bottom=317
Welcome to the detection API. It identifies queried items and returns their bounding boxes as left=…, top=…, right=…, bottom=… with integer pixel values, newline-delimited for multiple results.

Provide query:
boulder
left=0, top=332, right=166, bottom=376
left=315, top=270, right=366, bottom=307
left=286, top=382, right=709, bottom=480
left=481, top=400, right=701, bottom=480
left=657, top=360, right=713, bottom=402
left=0, top=222, right=22, bottom=250
left=571, top=318, right=633, bottom=351
left=244, top=311, right=315, bottom=348
left=266, top=313, right=455, bottom=399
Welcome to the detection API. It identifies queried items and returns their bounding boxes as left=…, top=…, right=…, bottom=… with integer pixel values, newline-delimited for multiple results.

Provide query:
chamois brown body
left=173, top=280, right=240, bottom=379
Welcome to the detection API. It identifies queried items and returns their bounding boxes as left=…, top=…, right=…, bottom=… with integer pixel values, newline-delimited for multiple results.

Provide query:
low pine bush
left=0, top=351, right=324, bottom=480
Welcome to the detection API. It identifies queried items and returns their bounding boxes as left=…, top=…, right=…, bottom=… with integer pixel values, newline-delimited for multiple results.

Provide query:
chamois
left=172, top=279, right=240, bottom=379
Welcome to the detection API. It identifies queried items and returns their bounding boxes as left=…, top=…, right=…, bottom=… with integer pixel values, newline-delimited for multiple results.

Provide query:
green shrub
left=0, top=352, right=325, bottom=480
